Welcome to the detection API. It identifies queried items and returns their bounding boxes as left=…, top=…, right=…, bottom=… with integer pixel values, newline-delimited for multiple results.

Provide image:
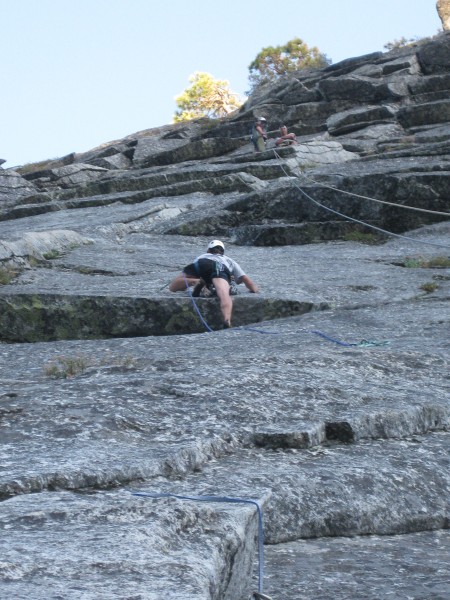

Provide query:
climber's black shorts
left=183, top=258, right=231, bottom=286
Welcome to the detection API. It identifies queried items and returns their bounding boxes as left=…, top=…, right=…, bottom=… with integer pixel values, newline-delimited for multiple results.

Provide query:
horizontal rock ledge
left=253, top=404, right=450, bottom=448
left=0, top=293, right=328, bottom=342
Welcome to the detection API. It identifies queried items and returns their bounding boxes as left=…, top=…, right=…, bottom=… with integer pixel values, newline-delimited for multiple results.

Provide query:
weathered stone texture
left=0, top=30, right=450, bottom=599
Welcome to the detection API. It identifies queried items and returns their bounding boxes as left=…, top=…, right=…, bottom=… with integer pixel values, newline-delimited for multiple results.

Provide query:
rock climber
left=251, top=117, right=268, bottom=152
left=169, top=240, right=259, bottom=328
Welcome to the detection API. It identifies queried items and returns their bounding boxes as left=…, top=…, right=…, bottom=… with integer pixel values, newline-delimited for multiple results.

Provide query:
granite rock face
left=0, top=32, right=449, bottom=600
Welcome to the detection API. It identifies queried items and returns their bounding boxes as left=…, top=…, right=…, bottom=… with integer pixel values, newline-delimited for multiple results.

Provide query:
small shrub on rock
left=0, top=266, right=19, bottom=285
left=420, top=282, right=439, bottom=293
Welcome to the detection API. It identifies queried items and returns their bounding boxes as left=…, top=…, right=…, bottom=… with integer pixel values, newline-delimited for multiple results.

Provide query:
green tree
left=383, top=36, right=419, bottom=51
left=248, top=37, right=331, bottom=91
left=173, top=72, right=244, bottom=123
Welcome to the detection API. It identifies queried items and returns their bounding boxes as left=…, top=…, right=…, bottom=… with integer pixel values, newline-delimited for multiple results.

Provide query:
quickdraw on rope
left=130, top=491, right=271, bottom=600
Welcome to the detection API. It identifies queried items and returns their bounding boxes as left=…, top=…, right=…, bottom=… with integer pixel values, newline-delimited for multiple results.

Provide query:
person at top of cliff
left=251, top=117, right=268, bottom=152
left=169, top=240, right=259, bottom=329
left=275, top=125, right=297, bottom=147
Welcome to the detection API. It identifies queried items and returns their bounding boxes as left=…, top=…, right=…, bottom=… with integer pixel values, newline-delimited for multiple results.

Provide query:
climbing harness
left=192, top=280, right=239, bottom=298
left=130, top=490, right=271, bottom=600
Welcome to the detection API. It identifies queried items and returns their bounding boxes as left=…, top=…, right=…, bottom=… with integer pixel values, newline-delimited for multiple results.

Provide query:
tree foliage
left=248, top=37, right=331, bottom=91
left=173, top=72, right=244, bottom=123
left=383, top=36, right=419, bottom=51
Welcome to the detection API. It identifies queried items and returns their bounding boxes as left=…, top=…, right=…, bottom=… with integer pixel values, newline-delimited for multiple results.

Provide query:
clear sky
left=1, top=0, right=442, bottom=168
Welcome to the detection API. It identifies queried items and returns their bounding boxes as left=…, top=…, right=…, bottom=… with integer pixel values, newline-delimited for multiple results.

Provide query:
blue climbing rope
left=240, top=326, right=280, bottom=335
left=130, top=490, right=267, bottom=597
left=183, top=273, right=214, bottom=332
left=240, top=326, right=389, bottom=346
left=308, top=329, right=389, bottom=347
left=181, top=263, right=389, bottom=347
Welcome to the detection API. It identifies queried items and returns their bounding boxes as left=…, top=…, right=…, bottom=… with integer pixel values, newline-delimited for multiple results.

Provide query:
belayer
left=251, top=116, right=268, bottom=152
left=169, top=240, right=259, bottom=328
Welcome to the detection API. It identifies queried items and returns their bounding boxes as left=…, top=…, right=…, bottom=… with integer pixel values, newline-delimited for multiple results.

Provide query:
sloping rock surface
left=0, top=32, right=449, bottom=599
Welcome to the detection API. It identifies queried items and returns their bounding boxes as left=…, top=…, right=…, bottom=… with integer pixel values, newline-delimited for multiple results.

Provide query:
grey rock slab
left=327, top=105, right=398, bottom=136
left=285, top=141, right=359, bottom=170
left=318, top=76, right=405, bottom=104
left=138, top=138, right=246, bottom=169
left=0, top=293, right=448, bottom=496
left=0, top=489, right=259, bottom=600
left=262, top=530, right=450, bottom=599
left=381, top=54, right=421, bottom=76
left=0, top=229, right=93, bottom=264
left=52, top=161, right=282, bottom=203
left=43, top=163, right=109, bottom=188
left=86, top=152, right=133, bottom=170
left=1, top=31, right=450, bottom=598
left=0, top=170, right=39, bottom=204
left=131, top=432, right=450, bottom=541
left=0, top=192, right=219, bottom=239
left=417, top=30, right=450, bottom=74
left=0, top=293, right=319, bottom=342
left=125, top=432, right=450, bottom=598
left=414, top=123, right=450, bottom=143
left=131, top=137, right=188, bottom=164
left=408, top=72, right=450, bottom=97
left=0, top=217, right=449, bottom=314
left=397, top=99, right=450, bottom=129
left=323, top=52, right=384, bottom=77
left=338, top=123, right=405, bottom=143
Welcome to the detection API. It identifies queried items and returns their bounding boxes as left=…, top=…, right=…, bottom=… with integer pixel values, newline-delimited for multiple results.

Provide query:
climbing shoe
left=223, top=320, right=231, bottom=329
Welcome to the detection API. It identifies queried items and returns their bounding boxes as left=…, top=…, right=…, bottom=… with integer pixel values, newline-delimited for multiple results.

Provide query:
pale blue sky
left=1, top=0, right=442, bottom=167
